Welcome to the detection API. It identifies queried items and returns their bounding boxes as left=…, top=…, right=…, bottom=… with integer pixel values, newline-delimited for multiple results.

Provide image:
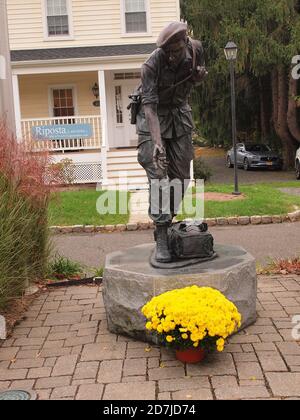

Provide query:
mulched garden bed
left=46, top=276, right=102, bottom=288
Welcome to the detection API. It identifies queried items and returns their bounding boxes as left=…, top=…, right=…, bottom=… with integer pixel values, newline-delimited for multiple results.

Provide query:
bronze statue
left=136, top=22, right=208, bottom=263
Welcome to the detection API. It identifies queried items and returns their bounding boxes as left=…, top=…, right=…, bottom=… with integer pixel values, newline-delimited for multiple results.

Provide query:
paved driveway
left=1, top=276, right=300, bottom=400
left=53, top=222, right=300, bottom=271
left=202, top=154, right=296, bottom=184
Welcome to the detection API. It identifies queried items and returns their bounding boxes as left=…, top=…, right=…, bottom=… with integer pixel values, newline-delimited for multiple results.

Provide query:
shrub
left=192, top=134, right=209, bottom=147
left=49, top=158, right=75, bottom=185
left=0, top=122, right=57, bottom=310
left=93, top=266, right=104, bottom=278
left=47, top=254, right=84, bottom=280
left=258, top=257, right=300, bottom=275
left=193, top=157, right=213, bottom=182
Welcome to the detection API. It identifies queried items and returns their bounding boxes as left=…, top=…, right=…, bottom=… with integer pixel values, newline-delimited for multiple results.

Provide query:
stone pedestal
left=103, top=244, right=257, bottom=344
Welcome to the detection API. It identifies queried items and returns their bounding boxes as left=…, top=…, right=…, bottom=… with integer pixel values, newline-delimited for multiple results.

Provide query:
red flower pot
left=175, top=348, right=206, bottom=364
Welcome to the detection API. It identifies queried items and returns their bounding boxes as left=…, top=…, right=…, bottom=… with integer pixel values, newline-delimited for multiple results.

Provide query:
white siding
left=19, top=72, right=98, bottom=118
left=7, top=0, right=180, bottom=50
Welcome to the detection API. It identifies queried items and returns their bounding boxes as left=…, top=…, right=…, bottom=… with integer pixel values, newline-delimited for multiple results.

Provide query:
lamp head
left=224, top=42, right=238, bottom=61
left=92, top=83, right=99, bottom=99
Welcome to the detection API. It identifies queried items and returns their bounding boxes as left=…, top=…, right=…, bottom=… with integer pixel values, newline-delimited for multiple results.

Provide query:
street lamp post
left=224, top=42, right=240, bottom=196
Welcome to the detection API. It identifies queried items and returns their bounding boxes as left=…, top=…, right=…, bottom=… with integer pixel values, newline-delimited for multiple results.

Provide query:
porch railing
left=21, top=115, right=102, bottom=152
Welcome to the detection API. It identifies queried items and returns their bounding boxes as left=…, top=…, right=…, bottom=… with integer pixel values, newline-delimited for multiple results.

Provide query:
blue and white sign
left=32, top=124, right=93, bottom=140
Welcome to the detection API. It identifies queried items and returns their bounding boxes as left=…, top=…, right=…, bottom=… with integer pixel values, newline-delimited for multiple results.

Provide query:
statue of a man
left=136, top=22, right=207, bottom=263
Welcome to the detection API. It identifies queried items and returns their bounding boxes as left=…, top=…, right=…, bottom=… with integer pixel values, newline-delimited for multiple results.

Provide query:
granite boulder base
left=103, top=244, right=257, bottom=344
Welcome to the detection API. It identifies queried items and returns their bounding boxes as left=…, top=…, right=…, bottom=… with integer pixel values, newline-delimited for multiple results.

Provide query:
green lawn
left=48, top=182, right=300, bottom=226
left=49, top=189, right=130, bottom=226
left=182, top=181, right=300, bottom=219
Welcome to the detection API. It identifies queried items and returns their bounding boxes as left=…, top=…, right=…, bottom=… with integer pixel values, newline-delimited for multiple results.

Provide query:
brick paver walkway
left=1, top=275, right=300, bottom=400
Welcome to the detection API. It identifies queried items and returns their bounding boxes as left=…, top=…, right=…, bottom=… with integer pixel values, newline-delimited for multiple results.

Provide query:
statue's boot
left=155, top=225, right=172, bottom=263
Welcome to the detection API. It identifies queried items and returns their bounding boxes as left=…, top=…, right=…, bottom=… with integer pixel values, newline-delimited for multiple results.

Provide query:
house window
left=115, top=86, right=123, bottom=124
left=124, top=0, right=147, bottom=33
left=52, top=88, right=74, bottom=117
left=46, top=0, right=70, bottom=36
left=114, top=72, right=141, bottom=80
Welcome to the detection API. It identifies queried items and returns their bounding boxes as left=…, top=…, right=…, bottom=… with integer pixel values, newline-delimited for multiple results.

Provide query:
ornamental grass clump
left=142, top=286, right=242, bottom=352
left=0, top=122, right=59, bottom=310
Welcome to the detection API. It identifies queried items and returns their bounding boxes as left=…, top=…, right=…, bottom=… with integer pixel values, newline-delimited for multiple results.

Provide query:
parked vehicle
left=226, top=143, right=283, bottom=171
left=296, top=147, right=300, bottom=180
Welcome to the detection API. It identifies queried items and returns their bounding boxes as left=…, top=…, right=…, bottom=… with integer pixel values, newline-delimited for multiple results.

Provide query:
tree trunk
left=287, top=72, right=300, bottom=144
left=271, top=69, right=279, bottom=129
left=259, top=76, right=271, bottom=139
left=272, top=66, right=296, bottom=169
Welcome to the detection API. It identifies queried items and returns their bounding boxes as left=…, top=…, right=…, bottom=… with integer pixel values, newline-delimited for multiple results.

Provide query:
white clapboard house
left=8, top=0, right=181, bottom=189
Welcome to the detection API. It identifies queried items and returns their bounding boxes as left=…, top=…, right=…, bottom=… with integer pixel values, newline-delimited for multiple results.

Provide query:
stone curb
left=49, top=210, right=300, bottom=234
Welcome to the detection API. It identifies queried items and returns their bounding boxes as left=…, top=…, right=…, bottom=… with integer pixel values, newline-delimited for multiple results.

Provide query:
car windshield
left=245, top=144, right=271, bottom=153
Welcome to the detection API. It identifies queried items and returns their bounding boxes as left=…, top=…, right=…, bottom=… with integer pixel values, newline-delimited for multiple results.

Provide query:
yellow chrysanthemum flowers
left=142, top=286, right=242, bottom=353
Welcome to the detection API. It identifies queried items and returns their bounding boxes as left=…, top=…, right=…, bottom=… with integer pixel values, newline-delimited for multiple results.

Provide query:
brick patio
left=1, top=275, right=300, bottom=400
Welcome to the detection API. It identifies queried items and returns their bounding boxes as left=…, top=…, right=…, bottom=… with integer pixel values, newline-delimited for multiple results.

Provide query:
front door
left=113, top=78, right=139, bottom=148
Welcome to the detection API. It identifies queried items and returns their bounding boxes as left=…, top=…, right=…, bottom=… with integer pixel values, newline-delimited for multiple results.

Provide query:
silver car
left=226, top=143, right=283, bottom=171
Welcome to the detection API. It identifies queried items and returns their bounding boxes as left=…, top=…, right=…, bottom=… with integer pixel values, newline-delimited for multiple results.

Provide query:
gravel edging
left=50, top=210, right=300, bottom=234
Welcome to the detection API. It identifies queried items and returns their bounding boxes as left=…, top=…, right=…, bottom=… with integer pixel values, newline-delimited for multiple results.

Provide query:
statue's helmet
left=156, top=22, right=188, bottom=49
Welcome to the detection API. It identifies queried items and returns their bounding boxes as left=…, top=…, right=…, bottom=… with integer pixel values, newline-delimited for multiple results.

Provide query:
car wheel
left=227, top=157, right=233, bottom=168
left=243, top=158, right=250, bottom=171
left=296, top=161, right=300, bottom=180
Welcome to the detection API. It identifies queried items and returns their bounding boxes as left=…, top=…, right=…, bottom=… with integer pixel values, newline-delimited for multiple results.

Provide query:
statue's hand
left=153, top=143, right=168, bottom=172
left=193, top=66, right=208, bottom=83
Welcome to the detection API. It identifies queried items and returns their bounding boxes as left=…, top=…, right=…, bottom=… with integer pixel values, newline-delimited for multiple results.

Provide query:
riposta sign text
left=32, top=124, right=93, bottom=140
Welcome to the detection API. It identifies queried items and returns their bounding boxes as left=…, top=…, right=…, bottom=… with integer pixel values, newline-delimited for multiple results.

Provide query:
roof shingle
left=11, top=43, right=157, bottom=62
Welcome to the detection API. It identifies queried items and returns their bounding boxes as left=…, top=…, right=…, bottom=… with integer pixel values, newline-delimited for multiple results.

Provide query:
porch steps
left=107, top=156, right=139, bottom=164
left=107, top=163, right=143, bottom=172
left=107, top=149, right=139, bottom=158
left=108, top=169, right=147, bottom=178
left=106, top=148, right=148, bottom=191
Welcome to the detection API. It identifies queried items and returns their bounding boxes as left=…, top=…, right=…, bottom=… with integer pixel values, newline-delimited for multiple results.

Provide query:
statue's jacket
left=136, top=39, right=205, bottom=146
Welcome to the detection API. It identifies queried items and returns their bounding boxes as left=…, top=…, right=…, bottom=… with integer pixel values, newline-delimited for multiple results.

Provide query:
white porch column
left=0, top=0, right=16, bottom=134
left=12, top=74, right=22, bottom=141
left=98, top=70, right=109, bottom=186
